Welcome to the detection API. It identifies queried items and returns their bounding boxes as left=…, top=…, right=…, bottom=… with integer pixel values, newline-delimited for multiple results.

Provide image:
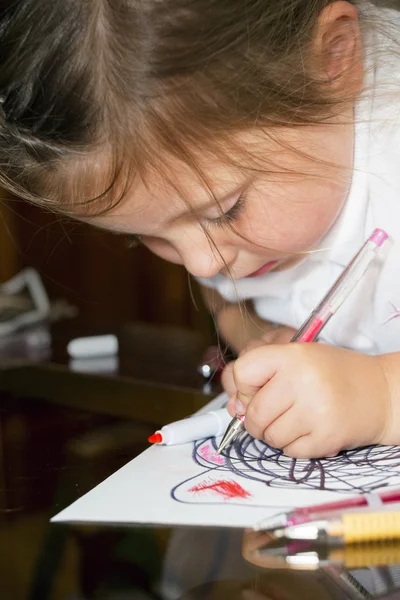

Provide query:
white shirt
left=198, top=5, right=400, bottom=355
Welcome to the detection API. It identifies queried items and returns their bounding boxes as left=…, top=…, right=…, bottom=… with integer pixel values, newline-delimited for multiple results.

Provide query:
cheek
left=246, top=179, right=347, bottom=251
left=143, top=238, right=183, bottom=265
left=287, top=186, right=347, bottom=249
left=305, top=180, right=348, bottom=234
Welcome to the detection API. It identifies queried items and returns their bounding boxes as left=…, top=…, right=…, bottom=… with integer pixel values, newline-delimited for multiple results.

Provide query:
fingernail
left=235, top=398, right=245, bottom=414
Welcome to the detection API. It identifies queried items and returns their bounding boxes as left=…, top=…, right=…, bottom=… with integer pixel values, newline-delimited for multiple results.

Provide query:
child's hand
left=226, top=343, right=392, bottom=458
left=221, top=326, right=296, bottom=396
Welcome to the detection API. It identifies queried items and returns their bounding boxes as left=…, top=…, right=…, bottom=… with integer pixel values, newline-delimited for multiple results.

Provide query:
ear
left=312, top=1, right=363, bottom=93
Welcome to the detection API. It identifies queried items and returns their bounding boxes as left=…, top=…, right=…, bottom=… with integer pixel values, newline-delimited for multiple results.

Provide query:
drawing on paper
left=171, top=434, right=400, bottom=504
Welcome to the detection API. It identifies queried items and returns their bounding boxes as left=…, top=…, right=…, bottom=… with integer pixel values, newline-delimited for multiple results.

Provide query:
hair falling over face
left=0, top=0, right=379, bottom=217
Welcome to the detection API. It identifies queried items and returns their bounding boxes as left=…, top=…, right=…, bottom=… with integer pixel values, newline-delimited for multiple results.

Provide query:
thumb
left=233, top=345, right=279, bottom=407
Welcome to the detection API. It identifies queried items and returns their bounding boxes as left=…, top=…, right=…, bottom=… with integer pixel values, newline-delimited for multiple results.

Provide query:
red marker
left=148, top=408, right=232, bottom=446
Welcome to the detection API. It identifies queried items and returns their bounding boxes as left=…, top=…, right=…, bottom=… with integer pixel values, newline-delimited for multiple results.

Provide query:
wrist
left=216, top=302, right=240, bottom=337
left=216, top=303, right=246, bottom=354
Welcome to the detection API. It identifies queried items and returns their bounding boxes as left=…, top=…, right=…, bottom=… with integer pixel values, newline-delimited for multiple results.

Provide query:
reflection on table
left=2, top=320, right=400, bottom=600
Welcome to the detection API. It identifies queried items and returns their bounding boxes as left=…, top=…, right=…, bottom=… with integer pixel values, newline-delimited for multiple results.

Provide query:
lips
left=245, top=260, right=279, bottom=278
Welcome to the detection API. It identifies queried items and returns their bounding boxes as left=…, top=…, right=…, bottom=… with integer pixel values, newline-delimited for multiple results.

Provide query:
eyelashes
left=204, top=192, right=246, bottom=229
left=125, top=191, right=247, bottom=247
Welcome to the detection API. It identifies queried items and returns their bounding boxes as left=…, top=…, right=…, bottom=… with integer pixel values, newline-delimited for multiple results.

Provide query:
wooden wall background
left=0, top=199, right=211, bottom=333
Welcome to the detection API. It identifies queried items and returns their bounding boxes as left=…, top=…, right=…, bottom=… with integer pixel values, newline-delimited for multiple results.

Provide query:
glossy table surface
left=1, top=321, right=400, bottom=600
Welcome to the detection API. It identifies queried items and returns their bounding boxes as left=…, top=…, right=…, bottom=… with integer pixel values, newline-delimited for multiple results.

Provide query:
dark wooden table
left=0, top=320, right=399, bottom=600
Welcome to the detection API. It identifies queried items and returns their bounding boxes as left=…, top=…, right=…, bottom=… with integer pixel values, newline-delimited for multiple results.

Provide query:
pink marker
left=255, top=486, right=400, bottom=532
left=217, top=228, right=389, bottom=454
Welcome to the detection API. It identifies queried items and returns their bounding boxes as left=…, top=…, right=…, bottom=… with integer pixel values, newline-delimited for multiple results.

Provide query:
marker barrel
left=156, top=409, right=232, bottom=445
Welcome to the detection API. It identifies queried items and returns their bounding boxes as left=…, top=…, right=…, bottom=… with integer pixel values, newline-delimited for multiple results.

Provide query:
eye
left=204, top=193, right=246, bottom=229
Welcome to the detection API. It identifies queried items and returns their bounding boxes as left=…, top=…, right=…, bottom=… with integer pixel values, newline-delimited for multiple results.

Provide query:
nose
left=177, top=234, right=237, bottom=279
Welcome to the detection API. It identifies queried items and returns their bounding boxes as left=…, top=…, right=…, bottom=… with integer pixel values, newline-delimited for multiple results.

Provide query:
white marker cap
left=67, top=334, right=118, bottom=359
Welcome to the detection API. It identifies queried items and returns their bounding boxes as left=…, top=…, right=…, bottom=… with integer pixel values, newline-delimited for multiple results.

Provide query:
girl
left=1, top=0, right=400, bottom=459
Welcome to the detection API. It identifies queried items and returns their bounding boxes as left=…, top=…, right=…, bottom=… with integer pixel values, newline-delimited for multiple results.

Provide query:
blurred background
left=0, top=198, right=208, bottom=331
left=0, top=197, right=222, bottom=600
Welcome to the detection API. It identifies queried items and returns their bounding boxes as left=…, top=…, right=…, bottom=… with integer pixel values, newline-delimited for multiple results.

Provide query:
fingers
left=225, top=343, right=313, bottom=456
left=223, top=340, right=271, bottom=403
left=261, top=405, right=310, bottom=450
left=222, top=342, right=352, bottom=459
left=233, top=344, right=286, bottom=406
left=283, top=434, right=341, bottom=459
left=282, top=435, right=313, bottom=458
left=222, top=335, right=290, bottom=404
left=243, top=374, right=294, bottom=438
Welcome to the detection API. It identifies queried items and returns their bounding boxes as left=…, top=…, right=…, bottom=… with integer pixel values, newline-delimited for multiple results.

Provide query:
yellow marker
left=274, top=510, right=400, bottom=544
left=329, top=542, right=400, bottom=569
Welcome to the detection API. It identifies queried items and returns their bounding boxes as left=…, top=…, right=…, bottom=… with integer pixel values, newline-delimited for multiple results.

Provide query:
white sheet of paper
left=51, top=393, right=400, bottom=528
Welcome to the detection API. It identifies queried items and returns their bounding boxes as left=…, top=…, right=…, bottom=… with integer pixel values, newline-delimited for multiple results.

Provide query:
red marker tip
left=148, top=432, right=163, bottom=444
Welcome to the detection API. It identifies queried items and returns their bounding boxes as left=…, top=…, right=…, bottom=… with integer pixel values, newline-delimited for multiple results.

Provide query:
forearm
left=217, top=302, right=275, bottom=354
left=200, top=285, right=275, bottom=354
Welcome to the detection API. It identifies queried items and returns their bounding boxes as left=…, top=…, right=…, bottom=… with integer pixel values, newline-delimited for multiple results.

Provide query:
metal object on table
left=197, top=345, right=226, bottom=379
left=0, top=267, right=51, bottom=336
left=0, top=268, right=77, bottom=361
left=198, top=344, right=229, bottom=394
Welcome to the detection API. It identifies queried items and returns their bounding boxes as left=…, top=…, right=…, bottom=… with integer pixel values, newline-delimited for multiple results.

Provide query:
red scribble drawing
left=199, top=444, right=225, bottom=466
left=384, top=302, right=400, bottom=324
left=189, top=478, right=251, bottom=500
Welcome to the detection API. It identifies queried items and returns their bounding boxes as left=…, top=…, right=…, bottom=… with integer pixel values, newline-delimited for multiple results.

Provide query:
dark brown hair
left=0, top=0, right=364, bottom=215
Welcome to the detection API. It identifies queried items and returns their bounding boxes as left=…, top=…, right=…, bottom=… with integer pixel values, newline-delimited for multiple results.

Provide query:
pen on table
left=217, top=227, right=389, bottom=455
left=273, top=506, right=400, bottom=544
left=147, top=408, right=232, bottom=446
left=254, top=487, right=400, bottom=531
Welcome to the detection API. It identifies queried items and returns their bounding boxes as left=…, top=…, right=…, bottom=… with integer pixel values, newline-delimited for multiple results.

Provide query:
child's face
left=89, top=115, right=354, bottom=280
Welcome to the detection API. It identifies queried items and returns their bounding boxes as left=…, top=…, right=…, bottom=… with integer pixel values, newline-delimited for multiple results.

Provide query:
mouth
left=244, top=260, right=279, bottom=278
